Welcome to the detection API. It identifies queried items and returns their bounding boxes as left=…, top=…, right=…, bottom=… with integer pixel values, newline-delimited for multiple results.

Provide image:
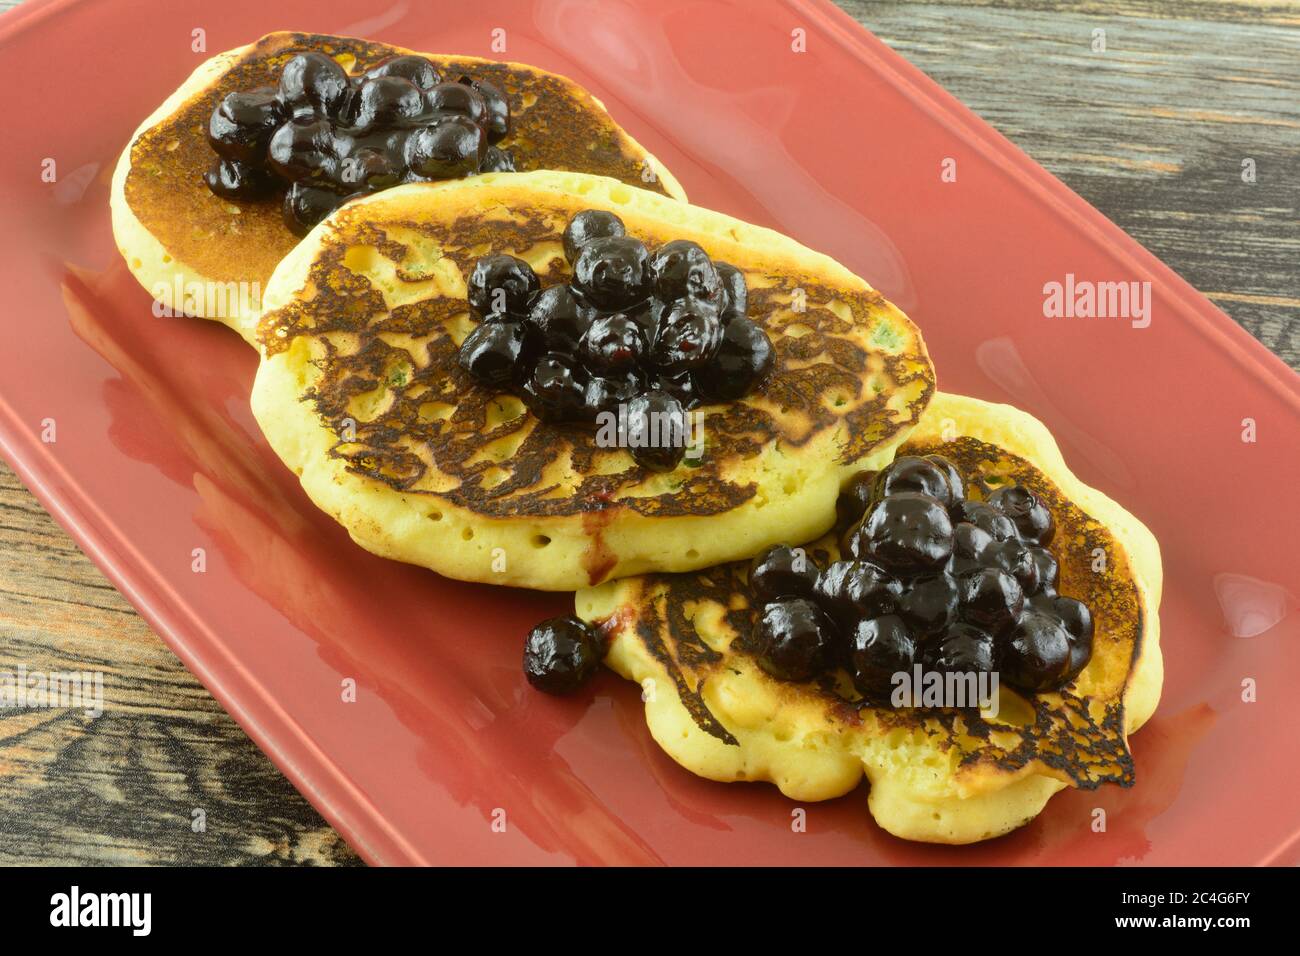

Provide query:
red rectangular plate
left=1, top=0, right=1297, bottom=865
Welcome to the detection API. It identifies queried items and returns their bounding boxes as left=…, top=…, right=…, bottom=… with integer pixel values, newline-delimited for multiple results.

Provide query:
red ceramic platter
left=0, top=0, right=1296, bottom=866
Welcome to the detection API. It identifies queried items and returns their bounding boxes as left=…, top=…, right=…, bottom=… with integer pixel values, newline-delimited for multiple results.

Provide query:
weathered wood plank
left=846, top=0, right=1300, bottom=369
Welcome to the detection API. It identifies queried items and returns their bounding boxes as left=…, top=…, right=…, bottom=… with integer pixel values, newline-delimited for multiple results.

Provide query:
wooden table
left=1, top=0, right=1295, bottom=865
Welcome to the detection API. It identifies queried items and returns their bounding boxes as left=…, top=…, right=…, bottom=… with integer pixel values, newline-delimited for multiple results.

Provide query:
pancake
left=577, top=392, right=1163, bottom=844
left=249, top=170, right=935, bottom=591
left=109, top=31, right=686, bottom=342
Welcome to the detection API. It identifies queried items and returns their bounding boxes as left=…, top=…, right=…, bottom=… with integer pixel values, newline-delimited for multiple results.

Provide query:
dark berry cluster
left=457, top=209, right=776, bottom=471
left=203, top=51, right=514, bottom=235
left=749, top=454, right=1095, bottom=699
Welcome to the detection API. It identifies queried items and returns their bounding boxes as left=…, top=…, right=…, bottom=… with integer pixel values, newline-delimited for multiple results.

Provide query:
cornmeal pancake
left=110, top=32, right=686, bottom=341
left=250, top=171, right=935, bottom=591
left=577, top=392, right=1163, bottom=844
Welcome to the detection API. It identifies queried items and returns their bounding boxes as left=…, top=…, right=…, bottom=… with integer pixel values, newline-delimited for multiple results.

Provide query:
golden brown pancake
left=578, top=392, right=1163, bottom=843
left=110, top=32, right=685, bottom=340
left=250, top=171, right=935, bottom=590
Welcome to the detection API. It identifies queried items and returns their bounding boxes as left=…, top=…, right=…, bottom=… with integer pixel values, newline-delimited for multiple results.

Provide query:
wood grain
left=0, top=0, right=1295, bottom=865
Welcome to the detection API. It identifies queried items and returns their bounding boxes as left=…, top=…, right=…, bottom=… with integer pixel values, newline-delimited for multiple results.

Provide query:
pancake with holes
left=110, top=31, right=685, bottom=341
left=250, top=171, right=935, bottom=591
left=577, top=392, right=1163, bottom=843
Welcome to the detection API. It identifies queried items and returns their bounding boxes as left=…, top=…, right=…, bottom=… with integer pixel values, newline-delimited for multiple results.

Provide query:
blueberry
left=753, top=599, right=838, bottom=682
left=562, top=210, right=626, bottom=264
left=573, top=235, right=652, bottom=309
left=1051, top=596, right=1094, bottom=642
left=897, top=572, right=960, bottom=635
left=836, top=471, right=879, bottom=529
left=281, top=182, right=347, bottom=235
left=958, top=568, right=1024, bottom=635
left=848, top=615, right=916, bottom=701
left=480, top=145, right=516, bottom=172
left=1002, top=611, right=1072, bottom=692
left=203, top=158, right=276, bottom=200
left=350, top=76, right=425, bottom=132
left=625, top=389, right=688, bottom=471
left=855, top=492, right=954, bottom=574
left=425, top=81, right=487, bottom=127
left=988, top=484, right=1055, bottom=545
left=697, top=314, right=773, bottom=402
left=873, top=455, right=961, bottom=508
left=458, top=317, right=530, bottom=387
left=749, top=545, right=820, bottom=603
left=267, top=118, right=338, bottom=183
left=523, top=616, right=602, bottom=694
left=581, top=313, right=647, bottom=373
left=404, top=115, right=485, bottom=178
left=656, top=370, right=701, bottom=410
left=207, top=89, right=285, bottom=164
left=278, top=52, right=350, bottom=117
left=457, top=75, right=510, bottom=143
left=714, top=261, right=748, bottom=315
left=1026, top=547, right=1060, bottom=595
left=467, top=254, right=539, bottom=317
left=650, top=239, right=723, bottom=304
left=337, top=147, right=401, bottom=192
left=815, top=560, right=902, bottom=625
left=583, top=369, right=643, bottom=416
left=952, top=500, right=1018, bottom=542
left=364, top=54, right=442, bottom=91
left=927, top=623, right=997, bottom=675
left=522, top=352, right=587, bottom=422
left=650, top=299, right=723, bottom=374
left=526, top=285, right=589, bottom=347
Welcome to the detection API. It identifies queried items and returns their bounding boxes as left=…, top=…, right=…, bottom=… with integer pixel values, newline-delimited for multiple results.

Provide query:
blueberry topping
left=523, top=616, right=603, bottom=694
left=624, top=389, right=688, bottom=472
left=204, top=51, right=514, bottom=232
left=651, top=239, right=723, bottom=303
left=988, top=485, right=1056, bottom=545
left=650, top=299, right=723, bottom=375
left=749, top=545, right=820, bottom=603
left=581, top=313, right=646, bottom=372
left=562, top=210, right=626, bottom=264
left=573, top=236, right=653, bottom=310
left=1002, top=611, right=1072, bottom=691
left=849, top=615, right=916, bottom=701
left=856, top=492, right=955, bottom=573
left=458, top=317, right=530, bottom=387
left=754, top=599, right=837, bottom=682
left=467, top=254, right=539, bottom=318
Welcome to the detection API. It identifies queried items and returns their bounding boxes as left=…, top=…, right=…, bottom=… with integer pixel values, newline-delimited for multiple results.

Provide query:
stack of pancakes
left=111, top=33, right=1162, bottom=845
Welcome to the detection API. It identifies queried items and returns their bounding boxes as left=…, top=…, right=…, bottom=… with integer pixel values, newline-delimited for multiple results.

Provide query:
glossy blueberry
left=927, top=623, right=997, bottom=675
left=281, top=182, right=347, bottom=235
left=1002, top=611, right=1072, bottom=692
left=203, top=158, right=277, bottom=200
left=467, top=254, right=539, bottom=318
left=855, top=492, right=955, bottom=574
left=523, top=616, right=602, bottom=694
left=650, top=239, right=723, bottom=304
left=573, top=235, right=653, bottom=310
left=457, top=75, right=511, bottom=142
left=562, top=210, right=626, bottom=264
left=848, top=615, right=916, bottom=701
left=527, top=285, right=589, bottom=347
left=650, top=299, right=723, bottom=375
left=522, top=352, right=587, bottom=422
left=753, top=599, right=838, bottom=682
left=625, top=389, right=688, bottom=472
left=580, top=313, right=646, bottom=372
left=988, top=484, right=1055, bottom=545
left=698, top=314, right=773, bottom=402
left=207, top=89, right=285, bottom=164
left=458, top=317, right=530, bottom=387
left=278, top=52, right=350, bottom=117
left=749, top=545, right=820, bottom=603
left=404, top=115, right=485, bottom=178
left=958, top=567, right=1024, bottom=635
left=897, top=572, right=960, bottom=635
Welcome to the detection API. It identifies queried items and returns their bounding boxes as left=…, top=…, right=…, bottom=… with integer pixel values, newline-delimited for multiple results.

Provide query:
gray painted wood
left=0, top=0, right=1294, bottom=865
